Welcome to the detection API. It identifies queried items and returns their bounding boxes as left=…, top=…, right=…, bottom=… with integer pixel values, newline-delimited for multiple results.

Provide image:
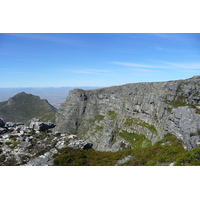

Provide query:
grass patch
left=107, top=110, right=117, bottom=120
left=5, top=141, right=12, bottom=146
left=124, top=117, right=158, bottom=135
left=10, top=141, right=20, bottom=149
left=95, top=125, right=103, bottom=131
left=190, top=129, right=200, bottom=137
left=167, top=96, right=188, bottom=108
left=119, top=130, right=152, bottom=149
left=95, top=115, right=104, bottom=122
left=38, top=112, right=56, bottom=123
left=195, top=108, right=200, bottom=115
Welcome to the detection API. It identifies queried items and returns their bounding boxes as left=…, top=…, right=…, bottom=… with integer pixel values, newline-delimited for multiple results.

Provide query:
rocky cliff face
left=55, top=76, right=200, bottom=151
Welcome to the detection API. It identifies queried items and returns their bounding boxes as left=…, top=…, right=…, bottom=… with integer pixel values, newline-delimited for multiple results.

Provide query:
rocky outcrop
left=0, top=119, right=5, bottom=127
left=29, top=118, right=56, bottom=131
left=55, top=76, right=200, bottom=151
left=0, top=92, right=57, bottom=123
left=0, top=118, right=93, bottom=166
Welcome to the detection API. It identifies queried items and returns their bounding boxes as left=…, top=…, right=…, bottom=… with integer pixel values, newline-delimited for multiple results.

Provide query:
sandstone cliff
left=55, top=76, right=200, bottom=151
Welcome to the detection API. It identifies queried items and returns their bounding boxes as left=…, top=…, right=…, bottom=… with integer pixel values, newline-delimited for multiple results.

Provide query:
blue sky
left=0, top=33, right=200, bottom=88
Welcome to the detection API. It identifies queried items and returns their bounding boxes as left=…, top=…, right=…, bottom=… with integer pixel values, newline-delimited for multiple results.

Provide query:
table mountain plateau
left=55, top=76, right=200, bottom=151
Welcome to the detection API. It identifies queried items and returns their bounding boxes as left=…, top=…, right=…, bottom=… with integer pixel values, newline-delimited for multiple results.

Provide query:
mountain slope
left=55, top=76, right=200, bottom=151
left=0, top=92, right=57, bottom=123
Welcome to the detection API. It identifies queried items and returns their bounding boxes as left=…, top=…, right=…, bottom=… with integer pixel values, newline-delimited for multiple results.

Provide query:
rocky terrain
left=0, top=92, right=57, bottom=123
left=0, top=118, right=93, bottom=166
left=55, top=76, right=200, bottom=151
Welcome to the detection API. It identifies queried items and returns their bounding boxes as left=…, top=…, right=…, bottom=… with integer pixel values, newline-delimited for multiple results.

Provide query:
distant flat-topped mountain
left=0, top=92, right=57, bottom=123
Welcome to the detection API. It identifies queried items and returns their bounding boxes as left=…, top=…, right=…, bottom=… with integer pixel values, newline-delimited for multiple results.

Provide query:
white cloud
left=153, top=60, right=200, bottom=69
left=111, top=61, right=200, bottom=70
left=6, top=33, right=83, bottom=46
left=111, top=61, right=170, bottom=69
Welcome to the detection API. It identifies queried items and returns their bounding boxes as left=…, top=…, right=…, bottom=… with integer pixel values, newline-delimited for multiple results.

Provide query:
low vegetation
left=53, top=147, right=124, bottom=166
left=174, top=147, right=200, bottom=166
left=107, top=110, right=117, bottom=120
left=119, top=130, right=152, bottom=149
left=124, top=117, right=158, bottom=135
left=53, top=133, right=200, bottom=166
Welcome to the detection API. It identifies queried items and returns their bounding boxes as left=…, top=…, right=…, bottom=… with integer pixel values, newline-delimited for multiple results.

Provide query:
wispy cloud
left=111, top=61, right=200, bottom=70
left=154, top=47, right=177, bottom=52
left=151, top=33, right=181, bottom=41
left=153, top=60, right=200, bottom=69
left=132, top=68, right=159, bottom=73
left=6, top=33, right=83, bottom=46
left=111, top=61, right=170, bottom=69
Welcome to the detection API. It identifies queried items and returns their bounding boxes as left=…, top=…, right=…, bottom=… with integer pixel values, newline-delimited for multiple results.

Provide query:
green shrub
left=95, top=115, right=104, bottom=122
left=107, top=110, right=117, bottom=120
left=53, top=147, right=123, bottom=166
left=174, top=147, right=200, bottom=166
left=5, top=141, right=12, bottom=145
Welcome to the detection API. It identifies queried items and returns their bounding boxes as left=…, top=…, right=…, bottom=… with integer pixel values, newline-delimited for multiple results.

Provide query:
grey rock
left=18, top=141, right=32, bottom=148
left=166, top=106, right=200, bottom=149
left=115, top=155, right=133, bottom=166
left=29, top=118, right=56, bottom=132
left=55, top=76, right=200, bottom=151
left=0, top=127, right=7, bottom=134
left=67, top=139, right=93, bottom=149
left=16, top=122, right=24, bottom=126
left=54, top=131, right=61, bottom=136
left=24, top=148, right=58, bottom=166
left=111, top=140, right=131, bottom=152
left=56, top=140, right=67, bottom=149
left=0, top=119, right=5, bottom=127
left=5, top=122, right=16, bottom=127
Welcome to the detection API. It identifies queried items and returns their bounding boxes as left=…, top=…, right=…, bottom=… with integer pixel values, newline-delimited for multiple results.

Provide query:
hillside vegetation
left=53, top=133, right=200, bottom=166
left=0, top=92, right=57, bottom=123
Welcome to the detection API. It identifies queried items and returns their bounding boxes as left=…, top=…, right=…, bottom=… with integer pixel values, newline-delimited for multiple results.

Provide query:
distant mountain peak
left=0, top=92, right=57, bottom=123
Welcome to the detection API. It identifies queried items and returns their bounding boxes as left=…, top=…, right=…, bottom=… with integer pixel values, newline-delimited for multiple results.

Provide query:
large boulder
left=0, top=119, right=5, bottom=127
left=68, top=139, right=93, bottom=149
left=0, top=127, right=7, bottom=134
left=29, top=118, right=56, bottom=132
left=111, top=140, right=131, bottom=152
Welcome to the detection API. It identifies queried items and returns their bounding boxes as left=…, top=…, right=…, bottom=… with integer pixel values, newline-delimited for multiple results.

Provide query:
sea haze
left=0, top=87, right=100, bottom=108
